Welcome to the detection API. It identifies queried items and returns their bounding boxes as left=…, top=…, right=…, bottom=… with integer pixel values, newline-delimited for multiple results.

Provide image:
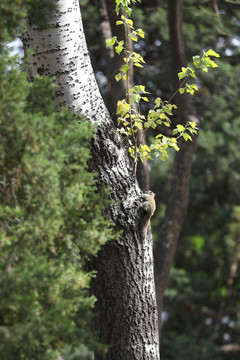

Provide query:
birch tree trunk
left=22, top=1, right=160, bottom=359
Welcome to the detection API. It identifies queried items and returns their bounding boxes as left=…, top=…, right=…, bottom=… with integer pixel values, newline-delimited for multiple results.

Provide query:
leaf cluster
left=106, top=1, right=221, bottom=166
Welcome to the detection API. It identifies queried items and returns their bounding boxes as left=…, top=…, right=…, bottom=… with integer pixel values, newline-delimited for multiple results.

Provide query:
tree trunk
left=154, top=0, right=199, bottom=342
left=22, top=1, right=160, bottom=358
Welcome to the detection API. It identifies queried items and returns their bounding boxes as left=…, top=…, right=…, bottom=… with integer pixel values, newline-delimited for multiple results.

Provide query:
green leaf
left=178, top=67, right=187, bottom=80
left=133, top=94, right=141, bottom=103
left=115, top=45, right=124, bottom=55
left=137, top=29, right=145, bottom=38
left=134, top=62, right=143, bottom=68
left=191, top=84, right=198, bottom=91
left=130, top=35, right=138, bottom=42
left=135, top=121, right=143, bottom=130
left=143, top=144, right=150, bottom=152
left=106, top=36, right=117, bottom=47
left=177, top=124, right=185, bottom=132
left=129, top=147, right=135, bottom=158
left=170, top=141, right=180, bottom=151
left=179, top=88, right=185, bottom=95
left=193, top=55, right=200, bottom=67
left=125, top=103, right=131, bottom=110
left=122, top=64, right=129, bottom=72
left=159, top=113, right=167, bottom=119
left=188, top=121, right=197, bottom=129
left=115, top=0, right=121, bottom=14
left=204, top=58, right=219, bottom=68
left=206, top=49, right=220, bottom=57
left=190, top=72, right=197, bottom=79
left=126, top=18, right=134, bottom=27
left=155, top=98, right=161, bottom=107
left=183, top=133, right=192, bottom=141
left=163, top=121, right=170, bottom=127
left=115, top=73, right=122, bottom=81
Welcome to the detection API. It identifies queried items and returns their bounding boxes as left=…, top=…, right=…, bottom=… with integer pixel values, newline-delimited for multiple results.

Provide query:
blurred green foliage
left=0, top=2, right=115, bottom=358
left=0, top=0, right=56, bottom=47
left=0, top=50, right=114, bottom=360
left=162, top=331, right=223, bottom=360
left=82, top=0, right=240, bottom=358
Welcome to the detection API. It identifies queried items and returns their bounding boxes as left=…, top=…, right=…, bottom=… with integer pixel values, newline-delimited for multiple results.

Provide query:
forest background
left=0, top=0, right=240, bottom=359
left=81, top=1, right=240, bottom=358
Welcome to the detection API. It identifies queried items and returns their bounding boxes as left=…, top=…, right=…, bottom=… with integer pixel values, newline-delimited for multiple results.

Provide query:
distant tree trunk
left=23, top=0, right=159, bottom=358
left=96, top=0, right=134, bottom=118
left=226, top=237, right=240, bottom=300
left=154, top=0, right=199, bottom=342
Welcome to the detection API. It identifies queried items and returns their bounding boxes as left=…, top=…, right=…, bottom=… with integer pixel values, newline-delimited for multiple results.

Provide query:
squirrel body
left=140, top=191, right=156, bottom=242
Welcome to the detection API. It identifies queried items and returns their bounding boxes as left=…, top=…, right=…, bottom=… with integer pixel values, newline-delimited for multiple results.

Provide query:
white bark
left=23, top=0, right=108, bottom=122
left=22, top=1, right=160, bottom=358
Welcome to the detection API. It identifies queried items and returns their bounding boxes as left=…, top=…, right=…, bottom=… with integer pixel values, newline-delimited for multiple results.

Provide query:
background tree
left=82, top=0, right=240, bottom=358
left=0, top=1, right=115, bottom=359
left=0, top=55, right=114, bottom=359
left=154, top=0, right=200, bottom=340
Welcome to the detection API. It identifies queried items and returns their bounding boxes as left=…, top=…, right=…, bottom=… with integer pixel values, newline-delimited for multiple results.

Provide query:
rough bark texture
left=154, top=0, right=199, bottom=342
left=90, top=122, right=159, bottom=360
left=23, top=1, right=160, bottom=358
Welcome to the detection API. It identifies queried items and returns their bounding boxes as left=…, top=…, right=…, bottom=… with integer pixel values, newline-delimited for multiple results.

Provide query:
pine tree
left=0, top=3, right=115, bottom=359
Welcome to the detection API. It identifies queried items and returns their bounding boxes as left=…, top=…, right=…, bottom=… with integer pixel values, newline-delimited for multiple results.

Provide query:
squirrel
left=140, top=190, right=156, bottom=242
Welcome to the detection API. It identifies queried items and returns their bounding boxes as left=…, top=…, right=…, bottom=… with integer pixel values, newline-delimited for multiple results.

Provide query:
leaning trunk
left=23, top=1, right=160, bottom=359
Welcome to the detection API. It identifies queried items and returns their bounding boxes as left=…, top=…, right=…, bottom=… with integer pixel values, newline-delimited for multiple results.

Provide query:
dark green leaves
left=0, top=52, right=115, bottom=359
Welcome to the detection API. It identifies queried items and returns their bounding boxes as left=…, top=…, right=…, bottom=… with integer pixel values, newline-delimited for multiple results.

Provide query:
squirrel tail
left=140, top=215, right=150, bottom=242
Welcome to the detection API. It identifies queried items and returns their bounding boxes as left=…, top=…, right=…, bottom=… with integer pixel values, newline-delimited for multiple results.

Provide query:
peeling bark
left=23, top=0, right=160, bottom=358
